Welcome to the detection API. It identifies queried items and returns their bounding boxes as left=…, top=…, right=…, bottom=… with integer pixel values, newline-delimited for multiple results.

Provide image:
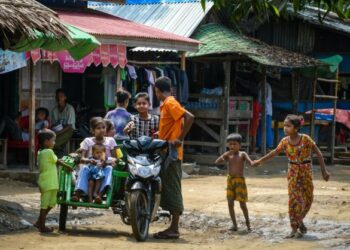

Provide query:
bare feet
left=285, top=229, right=303, bottom=239
left=39, top=226, right=54, bottom=233
left=247, top=225, right=252, bottom=232
left=229, top=225, right=238, bottom=231
left=94, top=195, right=102, bottom=204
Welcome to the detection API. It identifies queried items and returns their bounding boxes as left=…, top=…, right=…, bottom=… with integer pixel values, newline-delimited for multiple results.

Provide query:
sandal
left=299, top=222, right=307, bottom=234
left=153, top=231, right=180, bottom=239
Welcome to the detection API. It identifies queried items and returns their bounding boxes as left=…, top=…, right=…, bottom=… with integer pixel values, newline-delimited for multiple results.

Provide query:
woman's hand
left=322, top=169, right=330, bottom=182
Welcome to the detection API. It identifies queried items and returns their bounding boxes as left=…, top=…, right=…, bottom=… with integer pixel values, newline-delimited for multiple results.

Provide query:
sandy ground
left=0, top=163, right=350, bottom=250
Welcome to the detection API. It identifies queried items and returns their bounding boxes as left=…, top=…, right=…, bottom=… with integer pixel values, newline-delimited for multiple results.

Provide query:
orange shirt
left=159, top=96, right=185, bottom=160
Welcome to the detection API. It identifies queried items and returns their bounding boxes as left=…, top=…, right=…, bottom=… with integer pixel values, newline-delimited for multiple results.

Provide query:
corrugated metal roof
left=187, top=23, right=323, bottom=68
left=289, top=5, right=350, bottom=36
left=57, top=10, right=200, bottom=51
left=88, top=1, right=214, bottom=38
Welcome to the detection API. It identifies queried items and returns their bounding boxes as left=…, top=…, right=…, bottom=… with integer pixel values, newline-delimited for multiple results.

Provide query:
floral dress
left=275, top=134, right=315, bottom=229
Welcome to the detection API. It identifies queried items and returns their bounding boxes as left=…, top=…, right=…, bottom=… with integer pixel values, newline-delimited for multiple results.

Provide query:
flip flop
left=153, top=231, right=180, bottom=239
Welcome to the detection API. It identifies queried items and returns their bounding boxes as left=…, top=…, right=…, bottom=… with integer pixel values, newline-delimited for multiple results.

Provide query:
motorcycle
left=123, top=136, right=168, bottom=241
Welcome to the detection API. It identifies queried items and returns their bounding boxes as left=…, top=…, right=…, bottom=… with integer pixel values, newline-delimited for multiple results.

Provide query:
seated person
left=51, top=89, right=76, bottom=152
left=81, top=144, right=112, bottom=203
left=22, top=107, right=50, bottom=141
left=72, top=117, right=116, bottom=203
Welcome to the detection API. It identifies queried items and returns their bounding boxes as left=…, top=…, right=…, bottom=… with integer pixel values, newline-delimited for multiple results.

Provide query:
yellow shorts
left=226, top=176, right=248, bottom=202
left=41, top=190, right=57, bottom=209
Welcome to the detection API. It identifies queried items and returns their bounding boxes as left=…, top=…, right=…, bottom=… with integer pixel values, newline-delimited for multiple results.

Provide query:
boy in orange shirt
left=153, top=76, right=194, bottom=239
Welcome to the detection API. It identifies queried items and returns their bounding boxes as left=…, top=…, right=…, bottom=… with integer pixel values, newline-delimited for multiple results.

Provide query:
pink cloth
left=312, top=109, right=350, bottom=129
left=80, top=137, right=117, bottom=158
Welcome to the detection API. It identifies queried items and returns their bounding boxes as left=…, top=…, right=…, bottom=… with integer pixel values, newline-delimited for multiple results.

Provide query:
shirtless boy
left=215, top=133, right=253, bottom=231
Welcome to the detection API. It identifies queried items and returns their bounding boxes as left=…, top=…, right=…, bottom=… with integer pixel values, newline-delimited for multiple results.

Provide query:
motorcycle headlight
left=151, top=164, right=161, bottom=176
left=137, top=166, right=152, bottom=178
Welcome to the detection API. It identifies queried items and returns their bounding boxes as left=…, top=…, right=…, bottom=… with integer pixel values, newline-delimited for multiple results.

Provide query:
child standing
left=124, top=92, right=159, bottom=139
left=215, top=133, right=253, bottom=232
left=72, top=117, right=117, bottom=203
left=105, top=89, right=131, bottom=138
left=253, top=114, right=330, bottom=238
left=34, top=129, right=58, bottom=233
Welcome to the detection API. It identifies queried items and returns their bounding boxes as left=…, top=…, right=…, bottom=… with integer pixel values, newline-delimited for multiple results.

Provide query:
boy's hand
left=90, top=159, right=97, bottom=165
left=322, top=169, right=330, bottom=182
left=251, top=160, right=261, bottom=167
left=170, top=138, right=183, bottom=147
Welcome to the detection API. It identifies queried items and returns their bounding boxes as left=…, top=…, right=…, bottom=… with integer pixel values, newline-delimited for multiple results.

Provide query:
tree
left=202, top=0, right=350, bottom=23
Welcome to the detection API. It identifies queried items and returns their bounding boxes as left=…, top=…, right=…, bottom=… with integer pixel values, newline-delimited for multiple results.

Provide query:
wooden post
left=291, top=70, right=300, bottom=114
left=310, top=69, right=317, bottom=138
left=221, top=60, right=231, bottom=154
left=29, top=60, right=36, bottom=171
left=180, top=52, right=186, bottom=71
left=261, top=67, right=267, bottom=156
left=330, top=69, right=339, bottom=164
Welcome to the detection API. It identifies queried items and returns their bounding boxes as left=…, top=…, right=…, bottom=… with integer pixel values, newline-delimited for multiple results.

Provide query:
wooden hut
left=185, top=24, right=325, bottom=163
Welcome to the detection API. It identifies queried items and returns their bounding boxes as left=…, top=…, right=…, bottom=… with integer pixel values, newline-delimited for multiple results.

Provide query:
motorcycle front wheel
left=130, top=190, right=150, bottom=241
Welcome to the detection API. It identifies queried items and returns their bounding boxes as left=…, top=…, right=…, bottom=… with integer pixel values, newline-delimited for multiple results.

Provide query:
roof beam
left=97, top=36, right=199, bottom=52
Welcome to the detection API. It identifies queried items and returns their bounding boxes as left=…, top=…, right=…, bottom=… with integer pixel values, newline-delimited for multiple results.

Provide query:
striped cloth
left=129, top=114, right=159, bottom=139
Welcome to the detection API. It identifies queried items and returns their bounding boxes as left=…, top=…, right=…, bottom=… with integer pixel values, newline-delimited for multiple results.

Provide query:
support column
left=180, top=51, right=186, bottom=71
left=221, top=60, right=231, bottom=154
left=29, top=60, right=36, bottom=171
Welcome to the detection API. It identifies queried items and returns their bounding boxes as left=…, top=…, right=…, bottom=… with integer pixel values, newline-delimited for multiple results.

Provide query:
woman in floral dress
left=253, top=114, right=330, bottom=238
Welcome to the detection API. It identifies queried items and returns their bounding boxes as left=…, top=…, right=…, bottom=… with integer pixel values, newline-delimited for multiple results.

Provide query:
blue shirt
left=105, top=107, right=131, bottom=137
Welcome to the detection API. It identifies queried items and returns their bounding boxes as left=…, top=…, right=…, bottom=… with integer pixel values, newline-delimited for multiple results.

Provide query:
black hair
left=135, top=92, right=150, bottom=103
left=155, top=76, right=171, bottom=93
left=285, top=114, right=304, bottom=131
left=226, top=133, right=242, bottom=144
left=56, top=88, right=66, bottom=98
left=116, top=89, right=131, bottom=104
left=38, top=129, right=56, bottom=149
left=36, top=107, right=49, bottom=119
left=89, top=117, right=106, bottom=131
left=92, top=144, right=106, bottom=152
left=104, top=119, right=114, bottom=132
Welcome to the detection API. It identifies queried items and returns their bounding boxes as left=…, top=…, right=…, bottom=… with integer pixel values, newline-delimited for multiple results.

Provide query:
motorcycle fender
left=130, top=181, right=147, bottom=192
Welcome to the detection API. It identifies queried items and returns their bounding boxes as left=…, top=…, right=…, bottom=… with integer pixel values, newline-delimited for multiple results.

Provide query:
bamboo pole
left=28, top=60, right=35, bottom=171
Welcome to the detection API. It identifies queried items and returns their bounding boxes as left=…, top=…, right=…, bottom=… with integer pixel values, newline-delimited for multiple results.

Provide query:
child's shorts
left=89, top=165, right=105, bottom=180
left=41, top=190, right=58, bottom=209
left=227, top=176, right=248, bottom=202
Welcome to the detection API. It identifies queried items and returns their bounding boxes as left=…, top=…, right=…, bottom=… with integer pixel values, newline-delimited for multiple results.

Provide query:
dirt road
left=0, top=164, right=349, bottom=250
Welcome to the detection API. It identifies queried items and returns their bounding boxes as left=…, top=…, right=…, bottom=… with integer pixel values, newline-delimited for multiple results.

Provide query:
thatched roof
left=0, top=0, right=71, bottom=49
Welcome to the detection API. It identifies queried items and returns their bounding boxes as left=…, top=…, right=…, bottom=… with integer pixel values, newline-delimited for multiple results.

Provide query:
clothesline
left=128, top=60, right=180, bottom=65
